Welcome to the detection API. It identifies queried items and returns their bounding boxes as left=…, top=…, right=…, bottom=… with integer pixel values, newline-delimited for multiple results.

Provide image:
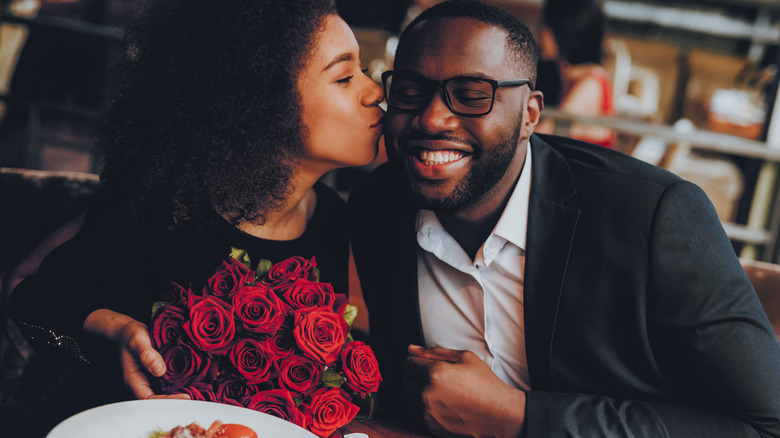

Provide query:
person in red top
left=535, top=0, right=616, bottom=148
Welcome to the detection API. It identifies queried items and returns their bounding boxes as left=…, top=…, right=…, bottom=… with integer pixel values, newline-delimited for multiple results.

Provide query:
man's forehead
left=401, top=16, right=507, bottom=47
left=395, top=17, right=510, bottom=77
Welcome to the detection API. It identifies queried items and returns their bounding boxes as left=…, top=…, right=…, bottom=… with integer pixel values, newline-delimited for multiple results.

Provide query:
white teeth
left=418, top=150, right=464, bottom=166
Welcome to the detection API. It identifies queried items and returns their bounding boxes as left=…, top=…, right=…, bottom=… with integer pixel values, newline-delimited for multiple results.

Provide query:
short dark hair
left=398, top=0, right=538, bottom=85
left=543, top=0, right=605, bottom=65
left=96, top=0, right=336, bottom=230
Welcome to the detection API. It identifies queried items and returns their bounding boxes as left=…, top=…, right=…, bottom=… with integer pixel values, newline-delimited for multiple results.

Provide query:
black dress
left=7, top=182, right=349, bottom=436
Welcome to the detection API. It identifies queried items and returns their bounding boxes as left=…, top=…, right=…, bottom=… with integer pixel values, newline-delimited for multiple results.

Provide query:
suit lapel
left=524, top=135, right=580, bottom=390
left=383, top=166, right=426, bottom=347
left=397, top=196, right=425, bottom=346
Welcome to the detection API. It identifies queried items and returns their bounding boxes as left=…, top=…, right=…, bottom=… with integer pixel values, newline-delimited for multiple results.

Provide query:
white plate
left=46, top=399, right=318, bottom=438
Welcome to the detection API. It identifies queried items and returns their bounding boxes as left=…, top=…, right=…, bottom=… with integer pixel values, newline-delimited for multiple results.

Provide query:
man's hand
left=403, top=345, right=526, bottom=438
left=84, top=309, right=190, bottom=400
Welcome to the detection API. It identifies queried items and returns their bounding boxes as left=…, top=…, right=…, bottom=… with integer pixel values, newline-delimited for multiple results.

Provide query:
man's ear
left=521, top=90, right=544, bottom=139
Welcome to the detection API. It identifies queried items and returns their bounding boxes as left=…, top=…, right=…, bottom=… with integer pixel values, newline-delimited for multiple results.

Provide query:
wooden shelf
left=604, top=0, right=780, bottom=44
left=543, top=109, right=780, bottom=161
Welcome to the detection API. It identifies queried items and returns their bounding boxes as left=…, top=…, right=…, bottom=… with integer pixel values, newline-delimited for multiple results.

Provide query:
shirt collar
left=494, top=140, right=532, bottom=251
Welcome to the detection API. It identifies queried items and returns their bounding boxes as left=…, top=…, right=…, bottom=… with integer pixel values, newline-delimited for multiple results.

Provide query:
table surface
left=342, top=417, right=434, bottom=438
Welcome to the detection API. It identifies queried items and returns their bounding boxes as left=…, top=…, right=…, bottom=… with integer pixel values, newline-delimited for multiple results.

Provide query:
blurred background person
left=535, top=0, right=616, bottom=148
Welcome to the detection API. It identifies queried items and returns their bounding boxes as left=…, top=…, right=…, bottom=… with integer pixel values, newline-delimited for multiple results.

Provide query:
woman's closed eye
left=336, top=67, right=369, bottom=85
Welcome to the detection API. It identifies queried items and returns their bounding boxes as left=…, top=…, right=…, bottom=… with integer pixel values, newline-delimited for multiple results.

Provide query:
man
left=348, top=1, right=780, bottom=436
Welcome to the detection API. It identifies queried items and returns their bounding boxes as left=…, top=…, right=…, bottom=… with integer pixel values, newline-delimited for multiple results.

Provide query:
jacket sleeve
left=525, top=181, right=780, bottom=437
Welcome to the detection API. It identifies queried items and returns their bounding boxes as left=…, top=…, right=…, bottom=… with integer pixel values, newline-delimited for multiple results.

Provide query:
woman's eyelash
left=337, top=68, right=369, bottom=84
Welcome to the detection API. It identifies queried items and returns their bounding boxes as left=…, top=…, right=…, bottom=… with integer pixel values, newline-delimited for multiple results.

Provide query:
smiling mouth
left=413, top=149, right=467, bottom=166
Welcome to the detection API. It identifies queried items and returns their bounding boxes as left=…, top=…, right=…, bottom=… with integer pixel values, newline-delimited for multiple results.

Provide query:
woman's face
left=297, top=14, right=385, bottom=173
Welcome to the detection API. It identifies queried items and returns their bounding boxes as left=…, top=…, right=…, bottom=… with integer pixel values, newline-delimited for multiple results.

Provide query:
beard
left=390, top=121, right=523, bottom=212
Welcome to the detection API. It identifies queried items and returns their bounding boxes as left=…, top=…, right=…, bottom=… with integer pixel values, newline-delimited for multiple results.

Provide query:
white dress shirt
left=416, top=143, right=532, bottom=390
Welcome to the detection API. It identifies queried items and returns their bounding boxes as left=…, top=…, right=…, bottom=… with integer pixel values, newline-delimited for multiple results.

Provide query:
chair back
left=741, top=258, right=780, bottom=340
left=0, top=167, right=100, bottom=279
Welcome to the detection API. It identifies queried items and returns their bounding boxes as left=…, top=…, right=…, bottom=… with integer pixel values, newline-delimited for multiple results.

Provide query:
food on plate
left=150, top=420, right=258, bottom=438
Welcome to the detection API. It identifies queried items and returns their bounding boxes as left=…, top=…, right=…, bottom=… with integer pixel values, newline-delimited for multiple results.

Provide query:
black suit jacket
left=348, top=134, right=780, bottom=437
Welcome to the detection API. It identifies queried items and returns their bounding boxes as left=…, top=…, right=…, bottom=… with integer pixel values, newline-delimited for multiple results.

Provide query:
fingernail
left=151, top=363, right=164, bottom=376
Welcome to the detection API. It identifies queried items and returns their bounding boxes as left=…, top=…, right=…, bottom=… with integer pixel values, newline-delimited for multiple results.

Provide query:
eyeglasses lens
left=445, top=79, right=494, bottom=115
left=385, top=74, right=495, bottom=116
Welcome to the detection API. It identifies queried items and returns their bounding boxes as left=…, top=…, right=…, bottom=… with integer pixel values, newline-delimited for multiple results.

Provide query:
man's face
left=384, top=17, right=541, bottom=212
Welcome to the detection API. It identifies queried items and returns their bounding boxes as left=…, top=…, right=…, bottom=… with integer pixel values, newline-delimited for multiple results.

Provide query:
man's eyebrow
left=393, top=69, right=496, bottom=81
left=322, top=53, right=354, bottom=72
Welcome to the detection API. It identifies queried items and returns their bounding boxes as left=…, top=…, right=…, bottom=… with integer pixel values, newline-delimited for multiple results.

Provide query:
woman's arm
left=84, top=308, right=188, bottom=400
left=11, top=225, right=186, bottom=399
left=8, top=211, right=87, bottom=294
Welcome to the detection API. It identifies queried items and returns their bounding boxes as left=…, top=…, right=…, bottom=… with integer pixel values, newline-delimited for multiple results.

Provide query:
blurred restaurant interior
left=2, top=0, right=780, bottom=268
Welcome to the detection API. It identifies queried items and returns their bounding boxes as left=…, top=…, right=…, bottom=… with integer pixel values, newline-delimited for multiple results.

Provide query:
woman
left=535, top=0, right=616, bottom=148
left=8, top=0, right=382, bottom=431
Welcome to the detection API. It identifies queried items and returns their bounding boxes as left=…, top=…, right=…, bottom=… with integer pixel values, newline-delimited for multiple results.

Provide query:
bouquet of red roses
left=149, top=249, right=381, bottom=438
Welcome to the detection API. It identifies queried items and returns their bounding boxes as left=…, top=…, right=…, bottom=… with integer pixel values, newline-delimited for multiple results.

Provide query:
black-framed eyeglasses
left=382, top=70, right=532, bottom=117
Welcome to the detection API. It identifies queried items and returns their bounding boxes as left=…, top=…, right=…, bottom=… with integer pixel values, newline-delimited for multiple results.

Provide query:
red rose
left=182, top=384, right=217, bottom=401
left=203, top=257, right=252, bottom=300
left=278, top=355, right=321, bottom=395
left=264, top=256, right=317, bottom=292
left=185, top=383, right=245, bottom=407
left=246, top=389, right=309, bottom=429
left=215, top=373, right=256, bottom=405
left=151, top=304, right=187, bottom=350
left=229, top=338, right=276, bottom=385
left=264, top=318, right=296, bottom=359
left=332, top=294, right=349, bottom=320
left=164, top=281, right=192, bottom=307
left=306, top=387, right=359, bottom=438
left=340, top=341, right=382, bottom=396
left=293, top=309, right=348, bottom=365
left=282, top=279, right=335, bottom=311
left=233, top=284, right=288, bottom=335
left=158, top=341, right=217, bottom=393
left=184, top=295, right=236, bottom=354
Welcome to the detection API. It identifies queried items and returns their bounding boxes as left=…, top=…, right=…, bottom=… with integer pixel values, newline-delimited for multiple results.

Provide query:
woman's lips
left=370, top=116, right=384, bottom=128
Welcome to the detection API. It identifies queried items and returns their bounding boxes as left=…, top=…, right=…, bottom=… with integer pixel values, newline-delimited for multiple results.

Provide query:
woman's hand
left=84, top=309, right=190, bottom=399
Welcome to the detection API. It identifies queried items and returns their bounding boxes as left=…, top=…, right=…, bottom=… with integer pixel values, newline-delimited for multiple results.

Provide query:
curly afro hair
left=96, top=0, right=337, bottom=230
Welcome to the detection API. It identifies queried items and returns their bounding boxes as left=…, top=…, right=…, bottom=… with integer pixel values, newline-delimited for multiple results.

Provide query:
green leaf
left=151, top=300, right=172, bottom=320
left=256, top=259, right=273, bottom=279
left=321, top=367, right=347, bottom=388
left=230, top=247, right=251, bottom=268
left=343, top=304, right=358, bottom=327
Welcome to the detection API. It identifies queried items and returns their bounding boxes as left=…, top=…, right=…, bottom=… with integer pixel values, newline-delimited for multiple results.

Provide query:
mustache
left=398, top=132, right=475, bottom=148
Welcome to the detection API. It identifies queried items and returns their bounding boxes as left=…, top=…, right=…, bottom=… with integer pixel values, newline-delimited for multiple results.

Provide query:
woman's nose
left=362, top=75, right=384, bottom=107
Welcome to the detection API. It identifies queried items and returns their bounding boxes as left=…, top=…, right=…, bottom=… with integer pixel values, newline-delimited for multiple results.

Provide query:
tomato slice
left=215, top=423, right=258, bottom=438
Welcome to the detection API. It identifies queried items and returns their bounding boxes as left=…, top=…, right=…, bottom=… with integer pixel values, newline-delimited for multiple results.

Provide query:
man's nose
left=411, top=91, right=459, bottom=134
